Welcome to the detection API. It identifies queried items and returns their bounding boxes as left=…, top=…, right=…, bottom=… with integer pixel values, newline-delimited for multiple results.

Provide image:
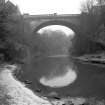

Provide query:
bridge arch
left=33, top=20, right=85, bottom=56
left=34, top=20, right=81, bottom=35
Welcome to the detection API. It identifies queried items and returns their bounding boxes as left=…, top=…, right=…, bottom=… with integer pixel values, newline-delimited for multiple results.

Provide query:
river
left=17, top=56, right=105, bottom=99
left=16, top=26, right=105, bottom=99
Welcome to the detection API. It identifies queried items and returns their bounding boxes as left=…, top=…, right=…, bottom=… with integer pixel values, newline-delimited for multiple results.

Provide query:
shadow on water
left=17, top=56, right=105, bottom=99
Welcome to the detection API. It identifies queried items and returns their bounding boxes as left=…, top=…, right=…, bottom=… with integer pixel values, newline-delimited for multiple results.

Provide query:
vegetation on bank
left=0, top=0, right=19, bottom=64
left=80, top=0, right=105, bottom=43
left=0, top=0, right=32, bottom=65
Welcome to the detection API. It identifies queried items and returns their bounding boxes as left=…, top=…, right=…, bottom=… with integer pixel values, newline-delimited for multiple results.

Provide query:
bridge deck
left=23, top=14, right=81, bottom=20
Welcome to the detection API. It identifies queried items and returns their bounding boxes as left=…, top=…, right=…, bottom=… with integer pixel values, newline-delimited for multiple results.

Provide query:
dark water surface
left=18, top=57, right=105, bottom=99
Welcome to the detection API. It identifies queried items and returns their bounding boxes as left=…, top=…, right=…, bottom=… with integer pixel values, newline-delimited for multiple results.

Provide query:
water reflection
left=19, top=57, right=105, bottom=98
left=40, top=65, right=77, bottom=88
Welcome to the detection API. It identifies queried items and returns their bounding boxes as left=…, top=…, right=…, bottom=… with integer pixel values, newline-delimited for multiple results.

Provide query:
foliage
left=0, top=0, right=26, bottom=64
left=96, top=0, right=105, bottom=5
left=80, top=0, right=95, bottom=14
left=80, top=0, right=105, bottom=45
left=80, top=0, right=105, bottom=14
left=70, top=31, right=105, bottom=57
left=33, top=30, right=71, bottom=56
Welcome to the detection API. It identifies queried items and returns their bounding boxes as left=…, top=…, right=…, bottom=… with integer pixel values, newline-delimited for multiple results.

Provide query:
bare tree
left=96, top=0, right=105, bottom=5
left=80, top=0, right=96, bottom=14
left=80, top=0, right=105, bottom=14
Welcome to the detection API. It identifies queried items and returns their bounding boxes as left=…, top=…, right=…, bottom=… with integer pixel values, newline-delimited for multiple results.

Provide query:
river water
left=19, top=56, right=105, bottom=99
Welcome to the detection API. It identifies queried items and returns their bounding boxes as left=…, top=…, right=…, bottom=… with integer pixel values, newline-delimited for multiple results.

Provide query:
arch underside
left=34, top=20, right=81, bottom=35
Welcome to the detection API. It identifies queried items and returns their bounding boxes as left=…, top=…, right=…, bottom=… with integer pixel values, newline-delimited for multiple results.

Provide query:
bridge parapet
left=23, top=14, right=82, bottom=34
left=23, top=14, right=81, bottom=19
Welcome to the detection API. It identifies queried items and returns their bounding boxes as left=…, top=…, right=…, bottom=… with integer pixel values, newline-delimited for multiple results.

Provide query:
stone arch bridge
left=23, top=14, right=90, bottom=36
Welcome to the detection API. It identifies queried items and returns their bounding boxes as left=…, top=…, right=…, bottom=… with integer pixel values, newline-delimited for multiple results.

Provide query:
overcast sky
left=10, top=0, right=86, bottom=15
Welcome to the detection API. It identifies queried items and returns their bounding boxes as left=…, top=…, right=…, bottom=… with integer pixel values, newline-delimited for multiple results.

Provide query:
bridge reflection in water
left=20, top=56, right=105, bottom=99
left=39, top=57, right=77, bottom=88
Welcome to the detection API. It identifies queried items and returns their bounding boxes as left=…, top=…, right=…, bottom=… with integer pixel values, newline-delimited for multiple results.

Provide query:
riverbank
left=0, top=65, right=51, bottom=105
left=0, top=64, right=105, bottom=105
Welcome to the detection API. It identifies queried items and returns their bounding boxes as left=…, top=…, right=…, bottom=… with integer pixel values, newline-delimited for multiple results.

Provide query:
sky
left=10, top=0, right=85, bottom=15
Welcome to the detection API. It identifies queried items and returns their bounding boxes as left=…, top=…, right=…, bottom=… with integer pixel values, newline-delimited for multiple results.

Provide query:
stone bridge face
left=23, top=14, right=83, bottom=35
